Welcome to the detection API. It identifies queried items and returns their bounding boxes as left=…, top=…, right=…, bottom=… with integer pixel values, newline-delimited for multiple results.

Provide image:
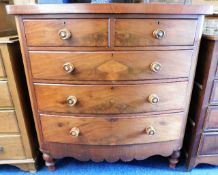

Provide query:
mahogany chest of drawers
left=185, top=32, right=218, bottom=170
left=7, top=4, right=212, bottom=170
left=0, top=35, right=38, bottom=172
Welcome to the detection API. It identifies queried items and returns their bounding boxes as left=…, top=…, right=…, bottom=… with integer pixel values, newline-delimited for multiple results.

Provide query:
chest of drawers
left=7, top=4, right=212, bottom=170
left=185, top=33, right=218, bottom=170
left=0, top=35, right=38, bottom=172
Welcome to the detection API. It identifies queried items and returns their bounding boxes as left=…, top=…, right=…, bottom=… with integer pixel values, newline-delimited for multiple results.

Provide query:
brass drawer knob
left=148, top=94, right=159, bottom=104
left=67, top=96, right=77, bottom=106
left=70, top=127, right=80, bottom=137
left=58, top=28, right=72, bottom=40
left=153, top=29, right=165, bottom=39
left=63, top=63, right=75, bottom=74
left=0, top=146, right=4, bottom=153
left=146, top=126, right=156, bottom=135
left=150, top=62, right=161, bottom=72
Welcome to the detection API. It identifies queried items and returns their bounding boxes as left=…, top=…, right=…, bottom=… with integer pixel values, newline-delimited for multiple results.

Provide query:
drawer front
left=30, top=50, right=193, bottom=81
left=0, top=135, right=25, bottom=160
left=0, top=81, right=13, bottom=108
left=0, top=110, right=19, bottom=133
left=41, top=113, right=183, bottom=145
left=35, top=82, right=187, bottom=114
left=0, top=53, right=6, bottom=78
left=198, top=133, right=218, bottom=155
left=210, top=80, right=218, bottom=105
left=115, top=19, right=197, bottom=46
left=204, top=107, right=218, bottom=130
left=24, top=19, right=109, bottom=47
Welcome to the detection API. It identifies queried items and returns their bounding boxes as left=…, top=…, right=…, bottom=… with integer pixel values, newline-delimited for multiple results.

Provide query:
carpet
left=0, top=156, right=217, bottom=175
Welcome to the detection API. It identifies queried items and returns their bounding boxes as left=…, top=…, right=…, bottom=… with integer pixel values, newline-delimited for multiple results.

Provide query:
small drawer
left=41, top=113, right=183, bottom=145
left=198, top=132, right=218, bottom=156
left=210, top=80, right=218, bottom=105
left=0, top=54, right=6, bottom=78
left=0, top=110, right=19, bottom=133
left=35, top=81, right=187, bottom=114
left=115, top=19, right=197, bottom=47
left=0, top=81, right=13, bottom=108
left=30, top=50, right=193, bottom=81
left=0, top=135, right=25, bottom=160
left=24, top=19, right=109, bottom=47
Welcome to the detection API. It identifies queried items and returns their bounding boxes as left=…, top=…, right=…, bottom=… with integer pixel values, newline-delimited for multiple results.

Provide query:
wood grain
left=0, top=110, right=19, bottom=133
left=24, top=19, right=109, bottom=47
left=9, top=4, right=209, bottom=170
left=198, top=133, right=218, bottom=155
left=30, top=50, right=193, bottom=81
left=43, top=140, right=180, bottom=162
left=6, top=4, right=213, bottom=15
left=204, top=107, right=218, bottom=130
left=210, top=80, right=218, bottom=105
left=41, top=113, right=183, bottom=146
left=185, top=36, right=218, bottom=170
left=0, top=3, right=16, bottom=37
left=35, top=82, right=187, bottom=114
left=0, top=80, right=13, bottom=108
left=115, top=19, right=198, bottom=46
left=0, top=38, right=38, bottom=171
left=0, top=51, right=6, bottom=78
left=0, top=134, right=25, bottom=160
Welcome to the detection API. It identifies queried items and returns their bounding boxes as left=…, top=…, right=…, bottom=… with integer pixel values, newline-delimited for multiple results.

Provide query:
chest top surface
left=6, top=4, right=212, bottom=15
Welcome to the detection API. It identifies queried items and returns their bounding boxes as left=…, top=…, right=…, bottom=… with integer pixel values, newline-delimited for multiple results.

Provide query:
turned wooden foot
left=169, top=150, right=181, bottom=169
left=42, top=153, right=55, bottom=171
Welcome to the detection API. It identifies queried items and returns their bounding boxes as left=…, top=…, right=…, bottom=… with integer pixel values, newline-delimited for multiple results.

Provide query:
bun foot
left=42, top=153, right=56, bottom=171
left=169, top=150, right=180, bottom=169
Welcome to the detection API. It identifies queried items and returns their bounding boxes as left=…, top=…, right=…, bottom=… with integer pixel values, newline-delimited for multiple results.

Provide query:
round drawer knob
left=63, top=63, right=75, bottom=74
left=70, top=127, right=80, bottom=137
left=58, top=28, right=72, bottom=40
left=148, top=94, right=159, bottom=104
left=153, top=29, right=165, bottom=39
left=150, top=62, right=162, bottom=72
left=67, top=96, right=77, bottom=106
left=146, top=126, right=156, bottom=135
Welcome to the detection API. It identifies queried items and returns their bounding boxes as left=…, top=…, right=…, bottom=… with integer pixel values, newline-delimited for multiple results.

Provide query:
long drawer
left=0, top=135, right=25, bottom=160
left=24, top=19, right=109, bottom=47
left=0, top=110, right=19, bottom=133
left=198, top=132, right=218, bottom=156
left=0, top=81, right=13, bottom=108
left=41, top=113, right=183, bottom=145
left=115, top=19, right=197, bottom=46
left=35, top=82, right=187, bottom=114
left=30, top=50, right=193, bottom=81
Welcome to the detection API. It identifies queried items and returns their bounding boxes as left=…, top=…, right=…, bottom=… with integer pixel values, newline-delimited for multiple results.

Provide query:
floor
left=0, top=156, right=218, bottom=175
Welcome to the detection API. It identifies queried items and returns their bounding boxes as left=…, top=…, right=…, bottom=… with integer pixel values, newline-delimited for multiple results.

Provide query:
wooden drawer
left=24, top=19, right=109, bottom=47
left=0, top=110, right=19, bottom=133
left=0, top=81, right=13, bottom=108
left=41, top=113, right=183, bottom=145
left=204, top=107, right=218, bottom=130
left=198, top=133, right=218, bottom=156
left=115, top=19, right=197, bottom=46
left=0, top=53, right=6, bottom=78
left=30, top=50, right=193, bottom=81
left=210, top=80, right=218, bottom=105
left=35, top=82, right=187, bottom=114
left=0, top=135, right=25, bottom=160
